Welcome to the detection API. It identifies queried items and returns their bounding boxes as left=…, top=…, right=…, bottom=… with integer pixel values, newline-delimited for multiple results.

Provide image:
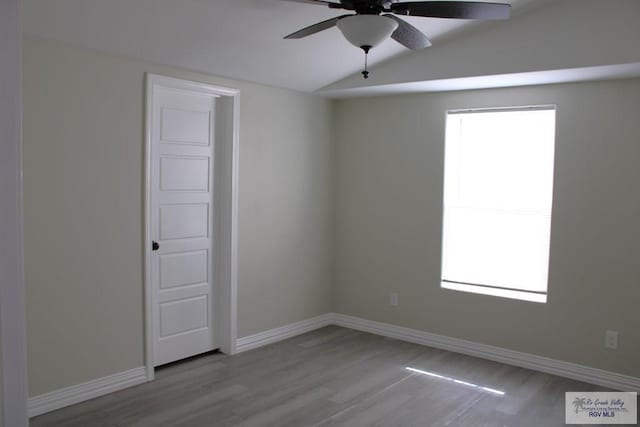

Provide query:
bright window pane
left=441, top=108, right=556, bottom=302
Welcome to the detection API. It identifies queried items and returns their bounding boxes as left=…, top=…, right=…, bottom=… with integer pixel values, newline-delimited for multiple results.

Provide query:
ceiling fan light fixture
left=336, top=15, right=399, bottom=50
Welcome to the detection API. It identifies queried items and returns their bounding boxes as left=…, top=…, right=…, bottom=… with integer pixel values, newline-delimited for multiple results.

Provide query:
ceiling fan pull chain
left=361, top=45, right=371, bottom=79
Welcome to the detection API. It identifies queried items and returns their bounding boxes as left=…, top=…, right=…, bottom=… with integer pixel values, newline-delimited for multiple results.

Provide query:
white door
left=150, top=84, right=218, bottom=366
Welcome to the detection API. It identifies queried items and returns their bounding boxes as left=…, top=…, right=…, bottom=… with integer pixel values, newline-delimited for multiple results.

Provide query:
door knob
left=152, top=241, right=160, bottom=251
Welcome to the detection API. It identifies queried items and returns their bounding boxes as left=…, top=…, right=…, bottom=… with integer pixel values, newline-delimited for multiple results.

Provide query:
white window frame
left=440, top=105, right=556, bottom=304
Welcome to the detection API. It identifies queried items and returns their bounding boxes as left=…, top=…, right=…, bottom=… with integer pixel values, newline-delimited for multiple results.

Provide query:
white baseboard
left=236, top=313, right=333, bottom=353
left=235, top=312, right=639, bottom=392
left=29, top=314, right=334, bottom=418
left=28, top=366, right=147, bottom=418
left=331, top=313, right=640, bottom=393
left=30, top=312, right=640, bottom=418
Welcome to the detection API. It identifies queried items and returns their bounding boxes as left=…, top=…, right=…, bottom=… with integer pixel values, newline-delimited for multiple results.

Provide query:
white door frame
left=144, top=74, right=239, bottom=380
left=0, top=0, right=29, bottom=425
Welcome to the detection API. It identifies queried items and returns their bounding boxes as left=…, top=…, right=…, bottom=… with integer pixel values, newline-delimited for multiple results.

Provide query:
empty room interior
left=2, top=0, right=640, bottom=426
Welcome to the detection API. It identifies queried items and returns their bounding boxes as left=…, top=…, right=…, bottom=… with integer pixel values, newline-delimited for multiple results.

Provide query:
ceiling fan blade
left=383, top=15, right=432, bottom=50
left=280, top=0, right=338, bottom=6
left=284, top=15, right=352, bottom=39
left=279, top=0, right=354, bottom=9
left=391, top=1, right=510, bottom=20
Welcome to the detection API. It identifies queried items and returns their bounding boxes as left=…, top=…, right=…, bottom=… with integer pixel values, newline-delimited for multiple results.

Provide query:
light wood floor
left=31, top=326, right=616, bottom=427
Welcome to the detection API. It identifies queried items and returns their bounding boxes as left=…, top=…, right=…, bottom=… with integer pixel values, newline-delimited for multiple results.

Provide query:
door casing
left=144, top=74, right=239, bottom=380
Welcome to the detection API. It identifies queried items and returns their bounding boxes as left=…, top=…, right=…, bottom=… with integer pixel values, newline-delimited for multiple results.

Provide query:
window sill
left=441, top=281, right=547, bottom=303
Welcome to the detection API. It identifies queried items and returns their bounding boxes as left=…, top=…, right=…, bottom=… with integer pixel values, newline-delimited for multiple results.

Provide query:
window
left=441, top=107, right=556, bottom=303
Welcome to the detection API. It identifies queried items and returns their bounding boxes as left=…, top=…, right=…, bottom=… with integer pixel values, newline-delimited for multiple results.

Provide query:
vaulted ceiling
left=23, top=0, right=546, bottom=91
left=23, top=0, right=640, bottom=96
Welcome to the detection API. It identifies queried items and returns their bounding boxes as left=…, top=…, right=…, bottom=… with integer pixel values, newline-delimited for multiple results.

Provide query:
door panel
left=151, top=86, right=217, bottom=366
left=159, top=204, right=208, bottom=240
left=159, top=250, right=208, bottom=289
left=160, top=157, right=210, bottom=191
left=159, top=296, right=209, bottom=337
left=161, top=107, right=211, bottom=145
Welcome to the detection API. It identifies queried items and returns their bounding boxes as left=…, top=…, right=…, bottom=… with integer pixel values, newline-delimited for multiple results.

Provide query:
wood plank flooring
left=31, top=326, right=619, bottom=427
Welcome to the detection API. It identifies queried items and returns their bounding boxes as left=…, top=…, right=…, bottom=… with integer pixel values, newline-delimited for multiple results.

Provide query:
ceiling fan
left=283, top=0, right=511, bottom=78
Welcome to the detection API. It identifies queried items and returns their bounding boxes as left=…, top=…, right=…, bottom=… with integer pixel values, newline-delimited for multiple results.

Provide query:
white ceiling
left=23, top=0, right=546, bottom=92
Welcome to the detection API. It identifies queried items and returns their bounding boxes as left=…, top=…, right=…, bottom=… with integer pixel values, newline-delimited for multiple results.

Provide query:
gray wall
left=23, top=39, right=334, bottom=396
left=22, top=37, right=640, bottom=401
left=0, top=0, right=28, bottom=424
left=333, top=79, right=640, bottom=377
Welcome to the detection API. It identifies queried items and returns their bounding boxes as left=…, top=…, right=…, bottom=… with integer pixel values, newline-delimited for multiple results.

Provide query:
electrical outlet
left=605, top=330, right=618, bottom=350
left=390, top=292, right=398, bottom=307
